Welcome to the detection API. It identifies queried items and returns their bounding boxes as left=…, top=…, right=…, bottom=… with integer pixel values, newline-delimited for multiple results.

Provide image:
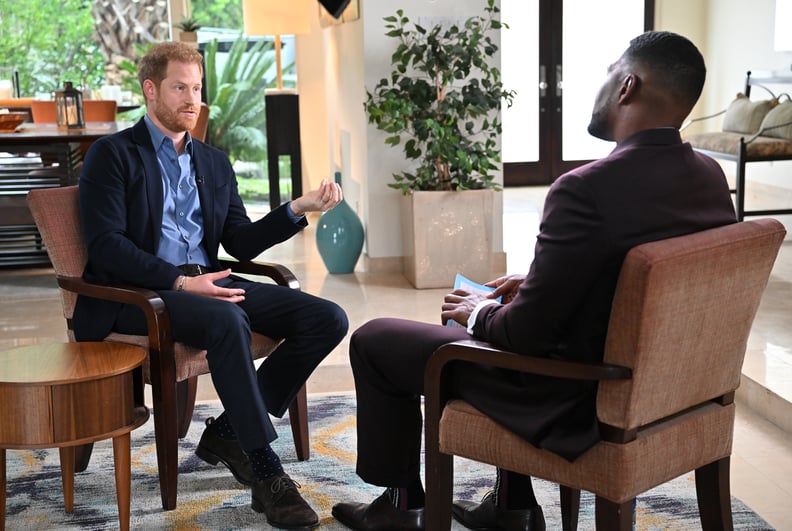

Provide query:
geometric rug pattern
left=3, top=394, right=774, bottom=529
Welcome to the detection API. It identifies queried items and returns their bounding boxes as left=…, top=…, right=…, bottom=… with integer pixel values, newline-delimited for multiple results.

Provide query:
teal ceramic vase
left=316, top=172, right=364, bottom=274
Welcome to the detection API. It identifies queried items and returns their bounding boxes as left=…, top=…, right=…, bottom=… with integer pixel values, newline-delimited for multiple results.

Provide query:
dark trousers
left=350, top=318, right=469, bottom=486
left=114, top=276, right=348, bottom=452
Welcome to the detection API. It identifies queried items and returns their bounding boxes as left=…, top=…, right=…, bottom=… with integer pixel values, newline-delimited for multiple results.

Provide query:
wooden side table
left=0, top=342, right=149, bottom=531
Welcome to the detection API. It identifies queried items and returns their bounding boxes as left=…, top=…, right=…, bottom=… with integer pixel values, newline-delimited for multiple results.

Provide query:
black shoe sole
left=195, top=443, right=254, bottom=487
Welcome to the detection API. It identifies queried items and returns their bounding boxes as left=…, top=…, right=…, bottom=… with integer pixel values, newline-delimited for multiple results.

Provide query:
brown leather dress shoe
left=195, top=417, right=255, bottom=486
left=252, top=473, right=319, bottom=529
left=453, top=492, right=546, bottom=531
left=332, top=490, right=425, bottom=531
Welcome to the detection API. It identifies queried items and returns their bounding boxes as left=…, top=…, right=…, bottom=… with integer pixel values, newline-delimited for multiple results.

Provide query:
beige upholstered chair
left=27, top=185, right=310, bottom=511
left=425, top=219, right=785, bottom=530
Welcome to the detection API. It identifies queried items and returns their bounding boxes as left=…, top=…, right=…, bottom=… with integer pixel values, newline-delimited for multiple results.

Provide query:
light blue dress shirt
left=144, top=116, right=211, bottom=267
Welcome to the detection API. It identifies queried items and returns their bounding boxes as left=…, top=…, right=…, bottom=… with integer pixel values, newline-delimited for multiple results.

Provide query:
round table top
left=0, top=342, right=147, bottom=385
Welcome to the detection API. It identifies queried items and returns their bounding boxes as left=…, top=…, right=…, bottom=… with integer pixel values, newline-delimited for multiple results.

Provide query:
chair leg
left=735, top=148, right=746, bottom=221
left=595, top=496, right=633, bottom=530
left=288, top=384, right=310, bottom=461
left=73, top=442, right=94, bottom=473
left=176, top=377, right=198, bottom=439
left=696, top=457, right=734, bottom=531
left=425, top=451, right=454, bottom=531
left=560, top=485, right=581, bottom=531
left=150, top=377, right=180, bottom=510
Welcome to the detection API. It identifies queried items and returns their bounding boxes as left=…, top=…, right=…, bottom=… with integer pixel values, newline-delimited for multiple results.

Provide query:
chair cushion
left=439, top=400, right=734, bottom=503
left=105, top=331, right=282, bottom=383
left=758, top=99, right=792, bottom=140
left=722, top=93, right=776, bottom=134
left=684, top=131, right=792, bottom=159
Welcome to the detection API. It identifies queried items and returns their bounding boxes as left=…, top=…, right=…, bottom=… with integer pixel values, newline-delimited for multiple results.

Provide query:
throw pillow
left=722, top=93, right=776, bottom=134
left=758, top=95, right=792, bottom=140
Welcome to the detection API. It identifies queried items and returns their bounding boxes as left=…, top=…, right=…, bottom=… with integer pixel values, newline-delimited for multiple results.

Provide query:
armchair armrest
left=57, top=275, right=177, bottom=372
left=423, top=339, right=632, bottom=494
left=425, top=339, right=631, bottom=387
left=218, top=258, right=301, bottom=291
left=423, top=339, right=632, bottom=458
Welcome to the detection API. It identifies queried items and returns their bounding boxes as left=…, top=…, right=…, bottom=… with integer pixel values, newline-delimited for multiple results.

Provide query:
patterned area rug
left=3, top=393, right=774, bottom=530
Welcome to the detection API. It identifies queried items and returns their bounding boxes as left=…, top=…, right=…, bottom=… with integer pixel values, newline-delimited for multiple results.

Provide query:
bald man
left=332, top=31, right=737, bottom=531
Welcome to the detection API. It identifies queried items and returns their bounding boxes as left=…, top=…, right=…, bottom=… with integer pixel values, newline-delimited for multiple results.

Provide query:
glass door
left=502, top=0, right=653, bottom=185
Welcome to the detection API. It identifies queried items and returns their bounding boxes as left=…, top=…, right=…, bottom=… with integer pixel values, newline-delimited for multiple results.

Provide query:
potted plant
left=174, top=15, right=202, bottom=45
left=364, top=0, right=513, bottom=288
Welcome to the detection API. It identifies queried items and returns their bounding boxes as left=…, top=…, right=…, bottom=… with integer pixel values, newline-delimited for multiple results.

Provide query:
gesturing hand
left=289, top=178, right=343, bottom=216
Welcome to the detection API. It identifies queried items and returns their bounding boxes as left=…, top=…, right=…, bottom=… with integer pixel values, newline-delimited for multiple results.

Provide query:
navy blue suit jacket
left=74, top=118, right=306, bottom=341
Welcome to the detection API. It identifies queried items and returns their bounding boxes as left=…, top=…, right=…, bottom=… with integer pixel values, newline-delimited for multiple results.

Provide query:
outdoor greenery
left=204, top=36, right=274, bottom=163
left=0, top=0, right=105, bottom=96
left=364, top=0, right=514, bottom=193
left=191, top=0, right=243, bottom=31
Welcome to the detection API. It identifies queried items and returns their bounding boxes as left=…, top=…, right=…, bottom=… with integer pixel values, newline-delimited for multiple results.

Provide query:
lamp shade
left=242, top=0, right=311, bottom=36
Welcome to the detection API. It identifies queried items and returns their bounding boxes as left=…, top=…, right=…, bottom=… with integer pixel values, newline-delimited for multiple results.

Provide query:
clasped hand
left=440, top=273, right=526, bottom=327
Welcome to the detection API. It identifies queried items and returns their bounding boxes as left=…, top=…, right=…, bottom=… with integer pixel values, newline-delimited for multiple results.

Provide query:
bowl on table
left=0, top=112, right=27, bottom=131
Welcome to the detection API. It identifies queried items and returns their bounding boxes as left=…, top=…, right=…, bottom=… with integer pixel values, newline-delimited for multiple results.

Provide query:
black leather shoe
left=252, top=473, right=319, bottom=529
left=453, top=492, right=546, bottom=531
left=195, top=417, right=255, bottom=486
left=332, top=490, right=425, bottom=531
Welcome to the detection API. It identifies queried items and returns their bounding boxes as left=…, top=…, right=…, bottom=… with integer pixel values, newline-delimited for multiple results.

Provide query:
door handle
left=555, top=64, right=563, bottom=97
left=539, top=65, right=548, bottom=98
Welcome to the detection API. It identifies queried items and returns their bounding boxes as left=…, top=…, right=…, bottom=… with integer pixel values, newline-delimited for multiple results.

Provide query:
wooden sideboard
left=0, top=122, right=132, bottom=267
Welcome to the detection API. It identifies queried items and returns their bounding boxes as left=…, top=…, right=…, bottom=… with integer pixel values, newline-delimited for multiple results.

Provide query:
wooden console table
left=0, top=342, right=149, bottom=531
left=0, top=121, right=132, bottom=267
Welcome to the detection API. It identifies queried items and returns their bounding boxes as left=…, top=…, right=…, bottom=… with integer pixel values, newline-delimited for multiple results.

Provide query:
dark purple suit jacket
left=458, top=127, right=738, bottom=459
left=74, top=119, right=307, bottom=342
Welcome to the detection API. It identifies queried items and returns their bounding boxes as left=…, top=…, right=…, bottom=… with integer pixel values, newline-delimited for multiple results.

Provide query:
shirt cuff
left=286, top=202, right=306, bottom=224
left=467, top=299, right=499, bottom=335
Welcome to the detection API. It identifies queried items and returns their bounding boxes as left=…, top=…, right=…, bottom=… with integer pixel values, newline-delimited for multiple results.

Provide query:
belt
left=178, top=264, right=212, bottom=277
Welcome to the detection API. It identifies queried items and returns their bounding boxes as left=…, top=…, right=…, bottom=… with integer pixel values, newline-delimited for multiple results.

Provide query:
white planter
left=401, top=189, right=494, bottom=289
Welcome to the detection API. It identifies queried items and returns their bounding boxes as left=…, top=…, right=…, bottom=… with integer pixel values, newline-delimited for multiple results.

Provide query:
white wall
left=296, top=0, right=505, bottom=268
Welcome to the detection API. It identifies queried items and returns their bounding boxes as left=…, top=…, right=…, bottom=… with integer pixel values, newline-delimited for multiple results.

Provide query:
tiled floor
left=1, top=186, right=791, bottom=529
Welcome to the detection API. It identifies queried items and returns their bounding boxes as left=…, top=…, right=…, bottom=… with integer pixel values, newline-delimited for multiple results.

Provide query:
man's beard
left=153, top=100, right=198, bottom=133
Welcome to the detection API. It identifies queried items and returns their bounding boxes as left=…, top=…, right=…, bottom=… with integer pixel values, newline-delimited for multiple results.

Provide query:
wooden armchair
left=425, top=219, right=786, bottom=530
left=26, top=185, right=310, bottom=511
left=683, top=71, right=792, bottom=220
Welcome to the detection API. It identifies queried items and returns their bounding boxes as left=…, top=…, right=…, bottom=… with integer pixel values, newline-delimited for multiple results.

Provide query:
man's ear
left=618, top=74, right=638, bottom=102
left=142, top=79, right=156, bottom=101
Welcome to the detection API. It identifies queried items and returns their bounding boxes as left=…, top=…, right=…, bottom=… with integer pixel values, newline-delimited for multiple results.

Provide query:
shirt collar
left=143, top=114, right=193, bottom=155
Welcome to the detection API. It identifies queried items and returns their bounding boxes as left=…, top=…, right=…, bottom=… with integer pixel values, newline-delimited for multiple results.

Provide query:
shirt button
left=179, top=211, right=185, bottom=217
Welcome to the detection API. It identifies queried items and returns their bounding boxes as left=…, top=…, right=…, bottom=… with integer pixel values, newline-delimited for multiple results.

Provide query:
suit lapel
left=131, top=120, right=165, bottom=250
left=192, top=142, right=216, bottom=252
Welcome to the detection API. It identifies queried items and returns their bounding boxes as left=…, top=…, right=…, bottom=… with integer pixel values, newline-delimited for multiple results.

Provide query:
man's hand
left=177, top=269, right=246, bottom=303
left=441, top=289, right=486, bottom=327
left=289, top=178, right=343, bottom=216
left=485, top=274, right=526, bottom=304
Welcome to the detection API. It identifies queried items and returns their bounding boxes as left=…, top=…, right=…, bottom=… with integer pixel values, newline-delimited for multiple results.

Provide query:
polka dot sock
left=246, top=445, right=284, bottom=481
left=209, top=413, right=236, bottom=440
